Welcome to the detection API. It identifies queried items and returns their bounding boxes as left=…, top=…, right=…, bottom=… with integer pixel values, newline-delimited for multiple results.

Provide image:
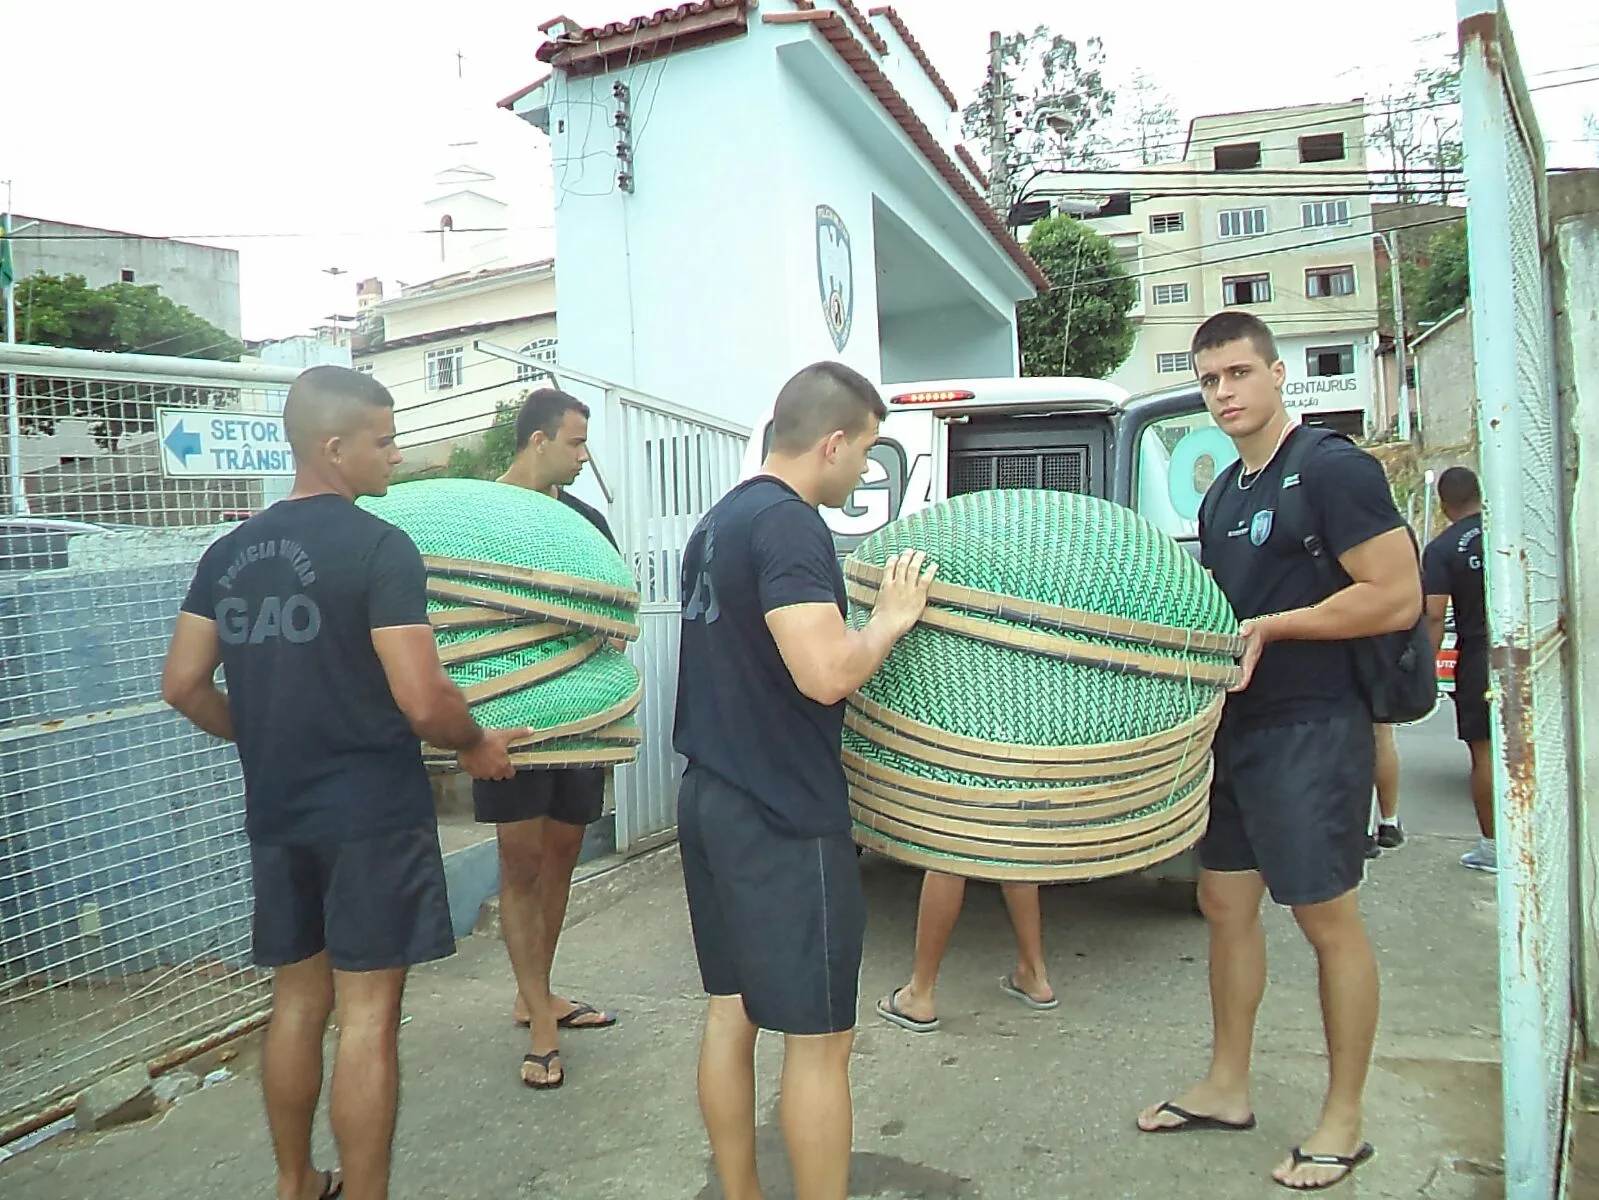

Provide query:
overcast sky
left=7, top=0, right=1596, bottom=340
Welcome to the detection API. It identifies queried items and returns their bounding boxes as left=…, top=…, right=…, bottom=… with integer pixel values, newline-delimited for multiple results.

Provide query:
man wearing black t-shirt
left=477, top=387, right=624, bottom=1089
left=1136, top=314, right=1421, bottom=1193
left=674, top=361, right=936, bottom=1200
left=162, top=366, right=525, bottom=1200
left=1423, top=467, right=1494, bottom=872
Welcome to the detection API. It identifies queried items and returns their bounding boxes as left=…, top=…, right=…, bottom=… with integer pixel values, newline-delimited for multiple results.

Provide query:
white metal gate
left=606, top=388, right=749, bottom=854
left=1457, top=4, right=1576, bottom=1195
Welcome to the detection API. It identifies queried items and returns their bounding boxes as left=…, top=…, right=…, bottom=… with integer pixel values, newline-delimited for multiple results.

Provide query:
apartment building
left=1025, top=101, right=1381, bottom=436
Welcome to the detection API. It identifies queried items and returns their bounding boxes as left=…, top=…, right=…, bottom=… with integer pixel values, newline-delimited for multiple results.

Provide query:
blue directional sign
left=157, top=409, right=295, bottom=478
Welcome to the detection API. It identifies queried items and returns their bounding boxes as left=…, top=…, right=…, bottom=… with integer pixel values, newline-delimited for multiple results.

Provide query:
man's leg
left=1138, top=869, right=1267, bottom=1130
left=880, top=870, right=965, bottom=1026
left=1373, top=724, right=1405, bottom=849
left=495, top=817, right=562, bottom=1085
left=780, top=1030, right=856, bottom=1200
left=328, top=967, right=408, bottom=1200
left=699, top=994, right=762, bottom=1200
left=999, top=883, right=1055, bottom=1004
left=262, top=953, right=337, bottom=1200
left=1468, top=740, right=1494, bottom=838
left=1273, top=889, right=1379, bottom=1189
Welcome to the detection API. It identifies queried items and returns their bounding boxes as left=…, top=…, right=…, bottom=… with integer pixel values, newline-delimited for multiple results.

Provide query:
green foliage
left=1017, top=216, right=1136, bottom=379
left=443, top=398, right=521, bottom=480
left=1415, top=221, right=1469, bottom=327
left=12, top=272, right=244, bottom=448
left=962, top=27, right=1116, bottom=180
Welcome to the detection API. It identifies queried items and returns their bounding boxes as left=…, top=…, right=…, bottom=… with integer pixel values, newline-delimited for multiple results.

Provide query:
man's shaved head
left=769, top=361, right=886, bottom=455
left=283, top=365, right=396, bottom=456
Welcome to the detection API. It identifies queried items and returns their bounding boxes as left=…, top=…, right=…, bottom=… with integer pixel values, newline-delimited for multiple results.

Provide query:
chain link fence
left=0, top=344, right=300, bottom=1135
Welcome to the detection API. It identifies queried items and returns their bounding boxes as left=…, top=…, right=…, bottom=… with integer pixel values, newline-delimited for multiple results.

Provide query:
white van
left=742, top=375, right=1242, bottom=906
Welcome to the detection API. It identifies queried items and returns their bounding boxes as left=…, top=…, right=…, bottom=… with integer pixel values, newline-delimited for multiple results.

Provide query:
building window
left=425, top=346, right=464, bottom=391
left=1156, top=352, right=1194, bottom=374
left=1148, top=212, right=1185, bottom=234
left=1218, top=208, right=1268, bottom=239
left=1299, top=132, right=1346, bottom=163
left=1305, top=266, right=1357, bottom=298
left=1301, top=200, right=1351, bottom=228
left=120, top=269, right=136, bottom=283
left=1222, top=274, right=1272, bottom=305
left=1306, top=344, right=1355, bottom=377
left=1213, top=142, right=1262, bottom=171
left=1151, top=282, right=1190, bottom=305
left=515, top=337, right=559, bottom=382
left=1405, top=364, right=1418, bottom=389
left=355, top=363, right=374, bottom=375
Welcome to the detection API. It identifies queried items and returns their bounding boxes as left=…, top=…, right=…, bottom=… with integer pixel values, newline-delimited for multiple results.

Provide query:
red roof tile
left=764, top=10, right=1047, bottom=290
left=954, top=144, right=990, bottom=191
left=867, top=7, right=958, bottom=111
left=534, top=1, right=753, bottom=76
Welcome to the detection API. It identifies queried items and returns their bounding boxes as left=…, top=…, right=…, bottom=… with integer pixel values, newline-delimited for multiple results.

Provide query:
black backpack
left=1200, top=426, right=1437, bottom=725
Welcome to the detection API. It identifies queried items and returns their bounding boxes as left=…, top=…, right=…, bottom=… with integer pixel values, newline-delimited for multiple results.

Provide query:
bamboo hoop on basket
left=423, top=555, right=641, bottom=609
left=427, top=578, right=640, bottom=641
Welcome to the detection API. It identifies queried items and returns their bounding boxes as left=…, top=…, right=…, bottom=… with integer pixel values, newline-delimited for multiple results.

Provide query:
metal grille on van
left=949, top=447, right=1089, bottom=496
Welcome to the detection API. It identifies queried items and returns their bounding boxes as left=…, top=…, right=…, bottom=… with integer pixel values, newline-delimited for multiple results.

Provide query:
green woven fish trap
left=844, top=488, right=1244, bottom=883
left=359, top=479, right=644, bottom=770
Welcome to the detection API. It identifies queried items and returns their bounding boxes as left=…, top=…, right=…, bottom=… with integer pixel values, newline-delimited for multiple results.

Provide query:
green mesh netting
left=848, top=489, right=1238, bottom=753
left=458, top=641, right=640, bottom=732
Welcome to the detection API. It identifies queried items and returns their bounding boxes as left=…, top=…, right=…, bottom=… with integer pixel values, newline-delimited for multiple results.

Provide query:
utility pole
left=1383, top=229, right=1413, bottom=441
left=987, top=32, right=1012, bottom=218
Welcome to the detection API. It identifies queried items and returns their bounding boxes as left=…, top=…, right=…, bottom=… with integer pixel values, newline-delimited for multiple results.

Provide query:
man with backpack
left=1136, top=312, right=1422, bottom=1193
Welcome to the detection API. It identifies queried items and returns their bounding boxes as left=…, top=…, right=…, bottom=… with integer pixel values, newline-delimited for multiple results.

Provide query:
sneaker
left=1364, top=835, right=1382, bottom=860
left=1461, top=842, right=1498, bottom=873
left=1377, top=822, right=1405, bottom=849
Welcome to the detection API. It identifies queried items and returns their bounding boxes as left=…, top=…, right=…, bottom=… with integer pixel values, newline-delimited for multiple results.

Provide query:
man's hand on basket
left=1229, top=618, right=1278, bottom=693
left=458, top=726, right=532, bottom=781
left=873, top=550, right=938, bottom=639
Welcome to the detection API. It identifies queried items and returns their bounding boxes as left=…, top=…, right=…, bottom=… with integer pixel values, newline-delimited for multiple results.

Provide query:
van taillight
left=890, top=390, right=976, bottom=406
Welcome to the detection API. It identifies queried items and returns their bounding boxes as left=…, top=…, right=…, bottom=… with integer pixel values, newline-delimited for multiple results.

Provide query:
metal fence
left=606, top=388, right=749, bottom=854
left=0, top=344, right=299, bottom=1133
left=1457, top=4, right=1577, bottom=1196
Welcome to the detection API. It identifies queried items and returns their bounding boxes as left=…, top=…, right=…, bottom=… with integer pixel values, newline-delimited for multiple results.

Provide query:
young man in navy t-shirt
left=163, top=366, right=526, bottom=1200
left=674, top=361, right=936, bottom=1200
left=1135, top=314, right=1421, bottom=1192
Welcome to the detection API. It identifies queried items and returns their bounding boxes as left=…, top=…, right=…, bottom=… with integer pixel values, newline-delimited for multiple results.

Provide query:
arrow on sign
left=164, top=419, right=202, bottom=465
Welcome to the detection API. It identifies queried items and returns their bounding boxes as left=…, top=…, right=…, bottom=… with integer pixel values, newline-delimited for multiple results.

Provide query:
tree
left=1016, top=215, right=1136, bottom=378
left=1369, top=42, right=1462, bottom=204
left=442, top=398, right=521, bottom=480
left=963, top=27, right=1116, bottom=190
left=10, top=272, right=244, bottom=449
left=1415, top=220, right=1469, bottom=326
left=1111, top=71, right=1181, bottom=165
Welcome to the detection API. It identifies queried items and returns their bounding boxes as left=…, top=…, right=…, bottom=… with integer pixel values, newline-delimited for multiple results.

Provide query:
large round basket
left=358, top=478, right=642, bottom=769
left=844, top=488, right=1243, bottom=883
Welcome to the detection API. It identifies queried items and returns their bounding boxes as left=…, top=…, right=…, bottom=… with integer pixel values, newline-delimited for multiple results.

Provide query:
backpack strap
left=1271, top=426, right=1346, bottom=578
left=1198, top=456, right=1244, bottom=544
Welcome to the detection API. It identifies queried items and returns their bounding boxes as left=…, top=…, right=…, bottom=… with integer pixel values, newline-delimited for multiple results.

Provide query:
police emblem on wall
left=815, top=204, right=853, bottom=353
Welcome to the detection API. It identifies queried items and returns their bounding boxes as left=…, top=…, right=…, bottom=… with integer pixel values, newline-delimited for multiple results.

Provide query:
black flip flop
left=521, top=1050, right=565, bottom=1090
left=1275, top=1142, right=1375, bottom=1190
left=557, top=1001, right=617, bottom=1030
left=1140, top=1101, right=1257, bottom=1133
left=317, top=1169, right=344, bottom=1199
left=876, top=988, right=939, bottom=1033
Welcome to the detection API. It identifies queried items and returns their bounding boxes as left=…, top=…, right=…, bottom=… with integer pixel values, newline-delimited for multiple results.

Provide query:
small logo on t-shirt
left=1250, top=509, right=1274, bottom=546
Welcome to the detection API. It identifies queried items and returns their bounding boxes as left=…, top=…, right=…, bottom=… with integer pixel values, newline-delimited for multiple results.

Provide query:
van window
left=1135, top=411, right=1239, bottom=539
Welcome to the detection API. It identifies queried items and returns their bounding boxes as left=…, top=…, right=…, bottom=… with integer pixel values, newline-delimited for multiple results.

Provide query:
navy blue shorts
left=1199, top=712, right=1375, bottom=908
left=249, top=822, right=455, bottom=972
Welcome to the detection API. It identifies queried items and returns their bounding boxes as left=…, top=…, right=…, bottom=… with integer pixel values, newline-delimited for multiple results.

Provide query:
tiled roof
left=497, top=71, right=550, bottom=112
left=867, top=7, right=958, bottom=111
left=789, top=0, right=888, bottom=55
left=533, top=1, right=753, bottom=76
left=954, top=144, right=990, bottom=191
left=764, top=9, right=1048, bottom=290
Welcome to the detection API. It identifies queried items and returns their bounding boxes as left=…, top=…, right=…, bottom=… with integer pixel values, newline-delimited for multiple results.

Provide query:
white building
left=499, top=0, right=1045, bottom=432
left=1026, top=101, right=1381, bottom=435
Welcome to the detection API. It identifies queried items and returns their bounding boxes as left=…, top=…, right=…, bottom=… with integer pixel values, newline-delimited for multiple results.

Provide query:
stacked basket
left=358, top=478, right=643, bottom=769
left=843, top=489, right=1245, bottom=883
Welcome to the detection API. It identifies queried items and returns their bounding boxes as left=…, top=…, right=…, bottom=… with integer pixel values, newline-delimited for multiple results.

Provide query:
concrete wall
left=11, top=217, right=242, bottom=338
left=1413, top=309, right=1478, bottom=451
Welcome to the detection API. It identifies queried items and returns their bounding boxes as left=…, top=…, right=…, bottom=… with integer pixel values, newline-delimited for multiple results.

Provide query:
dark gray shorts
left=472, top=768, right=606, bottom=827
left=1199, top=712, right=1375, bottom=908
left=677, top=767, right=865, bottom=1036
left=249, top=822, right=456, bottom=972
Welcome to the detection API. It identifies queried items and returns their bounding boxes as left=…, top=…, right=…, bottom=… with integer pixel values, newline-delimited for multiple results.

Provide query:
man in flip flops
left=876, top=877, right=1056, bottom=1033
left=477, top=387, right=624, bottom=1089
left=162, top=366, right=525, bottom=1200
left=1136, top=314, right=1421, bottom=1191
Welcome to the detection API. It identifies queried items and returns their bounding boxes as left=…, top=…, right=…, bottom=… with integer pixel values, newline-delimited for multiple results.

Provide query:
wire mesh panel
left=0, top=345, right=299, bottom=1130
left=608, top=390, right=749, bottom=853
left=1457, top=5, right=1575, bottom=1195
